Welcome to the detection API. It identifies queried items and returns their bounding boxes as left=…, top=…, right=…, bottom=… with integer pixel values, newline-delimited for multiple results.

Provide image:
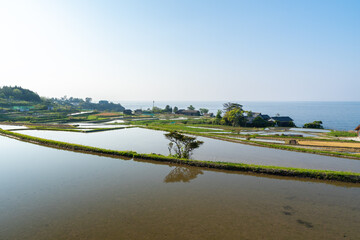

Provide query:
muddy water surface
left=0, top=135, right=359, bottom=239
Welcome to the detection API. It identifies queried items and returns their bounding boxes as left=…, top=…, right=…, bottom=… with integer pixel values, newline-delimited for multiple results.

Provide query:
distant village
left=122, top=105, right=295, bottom=128
left=0, top=86, right=296, bottom=128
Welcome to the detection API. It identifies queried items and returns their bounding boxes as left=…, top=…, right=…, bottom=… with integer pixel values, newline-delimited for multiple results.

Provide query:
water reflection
left=1, top=135, right=360, bottom=239
left=164, top=166, right=203, bottom=183
left=0, top=124, right=28, bottom=130
left=14, top=127, right=360, bottom=172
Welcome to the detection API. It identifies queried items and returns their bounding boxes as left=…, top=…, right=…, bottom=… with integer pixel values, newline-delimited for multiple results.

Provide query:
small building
left=271, top=116, right=293, bottom=122
left=175, top=109, right=200, bottom=116
left=142, top=110, right=153, bottom=116
left=203, top=113, right=214, bottom=117
left=246, top=112, right=271, bottom=123
left=123, top=109, right=132, bottom=115
left=285, top=139, right=298, bottom=145
left=259, top=114, right=271, bottom=121
left=270, top=116, right=294, bottom=127
left=134, top=109, right=143, bottom=115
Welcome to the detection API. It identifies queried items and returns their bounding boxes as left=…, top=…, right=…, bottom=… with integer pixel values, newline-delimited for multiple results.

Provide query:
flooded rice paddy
left=289, top=128, right=331, bottom=133
left=70, top=122, right=129, bottom=129
left=186, top=126, right=324, bottom=137
left=0, top=124, right=28, bottom=131
left=15, top=127, right=360, bottom=172
left=237, top=131, right=317, bottom=137
left=228, top=127, right=331, bottom=137
left=102, top=119, right=125, bottom=124
left=0, top=135, right=359, bottom=239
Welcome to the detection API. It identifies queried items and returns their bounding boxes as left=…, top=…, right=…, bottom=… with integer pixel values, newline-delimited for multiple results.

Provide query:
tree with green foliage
left=165, top=131, right=204, bottom=159
left=199, top=108, right=209, bottom=115
left=223, top=102, right=243, bottom=112
left=152, top=106, right=162, bottom=113
left=303, top=121, right=324, bottom=129
left=276, top=120, right=296, bottom=127
left=222, top=107, right=246, bottom=126
left=187, top=105, right=195, bottom=110
left=0, top=86, right=41, bottom=102
left=251, top=116, right=274, bottom=127
left=216, top=110, right=222, bottom=118
left=213, top=110, right=222, bottom=124
left=163, top=105, right=172, bottom=113
left=173, top=106, right=178, bottom=113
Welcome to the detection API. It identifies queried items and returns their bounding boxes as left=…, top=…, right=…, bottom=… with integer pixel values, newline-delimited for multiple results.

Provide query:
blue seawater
left=119, top=101, right=360, bottom=131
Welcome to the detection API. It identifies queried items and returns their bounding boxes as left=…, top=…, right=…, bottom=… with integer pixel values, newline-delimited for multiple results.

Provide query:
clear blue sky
left=0, top=0, right=359, bottom=101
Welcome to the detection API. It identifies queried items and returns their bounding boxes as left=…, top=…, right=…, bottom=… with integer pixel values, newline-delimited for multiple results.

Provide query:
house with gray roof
left=175, top=109, right=200, bottom=116
left=270, top=116, right=295, bottom=127
left=246, top=112, right=271, bottom=123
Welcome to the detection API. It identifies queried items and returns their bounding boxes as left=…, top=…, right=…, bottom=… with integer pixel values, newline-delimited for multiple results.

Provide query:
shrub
left=303, top=121, right=324, bottom=129
left=248, top=116, right=275, bottom=128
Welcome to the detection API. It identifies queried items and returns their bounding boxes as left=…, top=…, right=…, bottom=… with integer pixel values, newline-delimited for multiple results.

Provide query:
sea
left=118, top=101, right=360, bottom=131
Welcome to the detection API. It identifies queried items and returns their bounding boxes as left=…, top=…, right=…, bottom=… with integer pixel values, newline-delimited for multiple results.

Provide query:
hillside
left=0, top=86, right=41, bottom=102
left=0, top=86, right=125, bottom=123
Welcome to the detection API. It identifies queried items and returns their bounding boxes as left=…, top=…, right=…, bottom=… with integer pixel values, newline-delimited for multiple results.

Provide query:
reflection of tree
left=164, top=166, right=203, bottom=183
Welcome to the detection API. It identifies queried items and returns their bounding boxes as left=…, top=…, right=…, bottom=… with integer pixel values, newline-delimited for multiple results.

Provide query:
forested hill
left=0, top=86, right=41, bottom=102
left=0, top=86, right=125, bottom=112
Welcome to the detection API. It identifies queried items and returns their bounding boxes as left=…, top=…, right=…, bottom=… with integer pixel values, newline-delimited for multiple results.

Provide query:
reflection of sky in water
left=0, top=135, right=359, bottom=239
left=290, top=128, right=331, bottom=133
left=0, top=124, right=28, bottom=130
left=70, top=122, right=129, bottom=128
left=15, top=128, right=360, bottom=172
left=104, top=120, right=125, bottom=124
left=238, top=131, right=316, bottom=137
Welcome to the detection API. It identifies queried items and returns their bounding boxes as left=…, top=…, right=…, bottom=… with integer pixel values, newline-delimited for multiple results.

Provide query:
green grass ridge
left=25, top=125, right=132, bottom=133
left=138, top=125, right=360, bottom=160
left=0, top=128, right=359, bottom=183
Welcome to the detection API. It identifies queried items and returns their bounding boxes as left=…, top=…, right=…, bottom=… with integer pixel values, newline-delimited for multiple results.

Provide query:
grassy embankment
left=126, top=120, right=360, bottom=160
left=1, top=128, right=359, bottom=183
left=139, top=124, right=227, bottom=133
left=0, top=108, right=127, bottom=124
left=152, top=126, right=360, bottom=160
left=25, top=125, right=132, bottom=133
left=0, top=122, right=132, bottom=133
left=256, top=135, right=359, bottom=143
left=326, top=130, right=358, bottom=137
left=130, top=118, right=358, bottom=139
